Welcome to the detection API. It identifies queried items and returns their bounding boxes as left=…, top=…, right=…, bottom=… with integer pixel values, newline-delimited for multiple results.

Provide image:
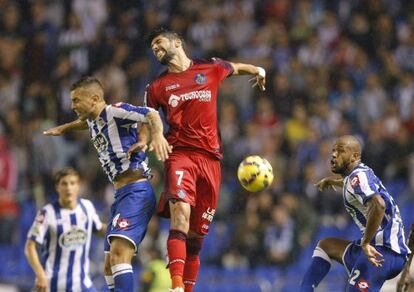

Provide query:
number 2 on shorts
left=349, top=269, right=360, bottom=285
left=175, top=170, right=184, bottom=185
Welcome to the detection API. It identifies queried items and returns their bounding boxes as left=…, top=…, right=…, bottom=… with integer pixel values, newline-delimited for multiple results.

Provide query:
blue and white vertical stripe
left=27, top=199, right=102, bottom=291
left=86, top=103, right=154, bottom=183
left=343, top=163, right=410, bottom=255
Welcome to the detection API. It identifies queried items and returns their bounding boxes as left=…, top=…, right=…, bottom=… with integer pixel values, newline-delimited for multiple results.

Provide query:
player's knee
left=109, top=238, right=135, bottom=264
left=317, top=238, right=332, bottom=253
left=171, top=211, right=190, bottom=232
left=104, top=258, right=112, bottom=275
left=186, top=237, right=204, bottom=256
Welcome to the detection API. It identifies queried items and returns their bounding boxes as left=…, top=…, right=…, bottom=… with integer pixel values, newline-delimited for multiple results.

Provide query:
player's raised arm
left=43, top=119, right=88, bottom=136
left=229, top=62, right=266, bottom=91
left=146, top=111, right=172, bottom=161
left=25, top=239, right=48, bottom=292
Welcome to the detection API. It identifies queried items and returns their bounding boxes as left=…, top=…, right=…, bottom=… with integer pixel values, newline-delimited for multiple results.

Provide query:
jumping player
left=25, top=168, right=106, bottom=292
left=144, top=27, right=266, bottom=292
left=300, top=135, right=410, bottom=291
left=43, top=77, right=171, bottom=292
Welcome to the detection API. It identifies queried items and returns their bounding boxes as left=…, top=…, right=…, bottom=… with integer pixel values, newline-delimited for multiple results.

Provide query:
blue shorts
left=342, top=242, right=407, bottom=291
left=104, top=180, right=156, bottom=253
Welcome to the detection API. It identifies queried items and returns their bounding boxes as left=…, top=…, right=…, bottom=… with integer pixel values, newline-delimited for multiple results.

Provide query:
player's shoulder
left=111, top=102, right=141, bottom=112
left=34, top=204, right=53, bottom=221
left=349, top=164, right=376, bottom=185
left=193, top=57, right=229, bottom=66
left=193, top=58, right=215, bottom=65
left=79, top=198, right=96, bottom=209
left=112, top=102, right=129, bottom=109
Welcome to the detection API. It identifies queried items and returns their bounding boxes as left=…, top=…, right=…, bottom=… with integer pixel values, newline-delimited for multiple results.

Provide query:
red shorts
left=157, top=149, right=221, bottom=235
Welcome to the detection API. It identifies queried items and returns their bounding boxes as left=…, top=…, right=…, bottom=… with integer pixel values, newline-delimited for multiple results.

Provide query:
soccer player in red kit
left=144, top=28, right=266, bottom=292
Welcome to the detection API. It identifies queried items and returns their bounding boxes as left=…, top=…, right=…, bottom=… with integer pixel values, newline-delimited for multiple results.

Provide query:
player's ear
left=174, top=38, right=182, bottom=48
left=351, top=152, right=360, bottom=163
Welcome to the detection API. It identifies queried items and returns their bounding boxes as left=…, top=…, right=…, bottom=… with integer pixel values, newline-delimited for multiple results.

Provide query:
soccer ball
left=237, top=155, right=274, bottom=192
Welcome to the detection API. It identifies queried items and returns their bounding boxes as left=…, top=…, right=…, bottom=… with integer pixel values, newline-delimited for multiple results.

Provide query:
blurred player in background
left=300, top=135, right=410, bottom=291
left=140, top=247, right=172, bottom=292
left=44, top=77, right=171, bottom=292
left=144, top=27, right=266, bottom=292
left=25, top=167, right=106, bottom=292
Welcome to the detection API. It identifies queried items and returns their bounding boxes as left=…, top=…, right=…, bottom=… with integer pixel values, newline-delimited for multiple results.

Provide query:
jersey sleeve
left=144, top=84, right=159, bottom=109
left=111, top=102, right=156, bottom=123
left=349, top=171, right=377, bottom=205
left=212, top=57, right=234, bottom=81
left=27, top=208, right=49, bottom=245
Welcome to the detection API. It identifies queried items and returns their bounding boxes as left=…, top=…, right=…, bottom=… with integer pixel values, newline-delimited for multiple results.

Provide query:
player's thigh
left=318, top=237, right=352, bottom=263
left=345, top=252, right=386, bottom=291
left=164, top=152, right=197, bottom=204
left=109, top=237, right=135, bottom=263
left=104, top=253, right=112, bottom=274
left=108, top=182, right=156, bottom=253
left=169, top=200, right=192, bottom=231
left=345, top=246, right=406, bottom=291
left=189, top=157, right=221, bottom=235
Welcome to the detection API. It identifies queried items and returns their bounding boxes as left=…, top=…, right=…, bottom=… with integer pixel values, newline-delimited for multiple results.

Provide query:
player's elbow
left=24, top=240, right=34, bottom=258
left=371, top=195, right=386, bottom=213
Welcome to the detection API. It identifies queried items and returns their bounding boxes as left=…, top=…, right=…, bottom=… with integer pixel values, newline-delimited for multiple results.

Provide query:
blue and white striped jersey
left=27, top=199, right=103, bottom=291
left=343, top=163, right=410, bottom=255
left=86, top=103, right=155, bottom=183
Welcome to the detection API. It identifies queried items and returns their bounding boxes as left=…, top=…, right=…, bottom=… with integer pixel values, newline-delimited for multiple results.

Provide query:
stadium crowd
left=1, top=0, right=414, bottom=290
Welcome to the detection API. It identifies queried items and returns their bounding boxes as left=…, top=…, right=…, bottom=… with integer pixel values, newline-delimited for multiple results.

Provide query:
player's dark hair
left=54, top=167, right=80, bottom=185
left=146, top=27, right=183, bottom=47
left=70, top=76, right=104, bottom=91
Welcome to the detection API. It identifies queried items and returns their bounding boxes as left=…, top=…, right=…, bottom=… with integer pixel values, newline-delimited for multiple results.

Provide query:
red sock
left=183, top=237, right=203, bottom=292
left=183, top=254, right=199, bottom=292
left=167, top=229, right=187, bottom=288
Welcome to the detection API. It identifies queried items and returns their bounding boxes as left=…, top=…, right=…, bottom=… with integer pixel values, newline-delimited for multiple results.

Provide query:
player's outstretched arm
left=230, top=62, right=266, bottom=91
left=397, top=224, right=414, bottom=292
left=43, top=119, right=88, bottom=136
left=146, top=111, right=172, bottom=161
left=314, top=175, right=343, bottom=191
left=24, top=239, right=48, bottom=292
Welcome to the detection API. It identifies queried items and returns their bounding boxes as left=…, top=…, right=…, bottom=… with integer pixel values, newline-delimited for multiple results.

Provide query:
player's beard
left=159, top=50, right=174, bottom=65
left=332, top=160, right=349, bottom=176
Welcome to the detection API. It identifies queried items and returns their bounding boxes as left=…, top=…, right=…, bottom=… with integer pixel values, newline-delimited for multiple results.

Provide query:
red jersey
left=145, top=58, right=234, bottom=159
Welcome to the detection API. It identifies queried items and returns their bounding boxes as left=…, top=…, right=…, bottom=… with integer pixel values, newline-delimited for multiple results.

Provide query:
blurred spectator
left=140, top=248, right=171, bottom=292
left=0, top=134, right=18, bottom=244
left=263, top=205, right=295, bottom=265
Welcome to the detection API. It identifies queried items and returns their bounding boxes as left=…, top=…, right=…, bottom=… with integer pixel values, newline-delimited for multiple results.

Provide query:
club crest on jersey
left=168, top=94, right=180, bottom=108
left=357, top=279, right=369, bottom=291
left=59, top=226, right=87, bottom=250
left=194, top=73, right=206, bottom=85
left=177, top=189, right=186, bottom=199
left=92, top=133, right=108, bottom=152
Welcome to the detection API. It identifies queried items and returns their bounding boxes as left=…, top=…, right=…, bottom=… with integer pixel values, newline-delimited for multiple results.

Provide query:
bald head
left=331, top=135, right=362, bottom=176
left=336, top=135, right=362, bottom=157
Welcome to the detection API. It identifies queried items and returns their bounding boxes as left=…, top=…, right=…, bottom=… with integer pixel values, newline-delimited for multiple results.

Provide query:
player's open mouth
left=156, top=50, right=165, bottom=59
